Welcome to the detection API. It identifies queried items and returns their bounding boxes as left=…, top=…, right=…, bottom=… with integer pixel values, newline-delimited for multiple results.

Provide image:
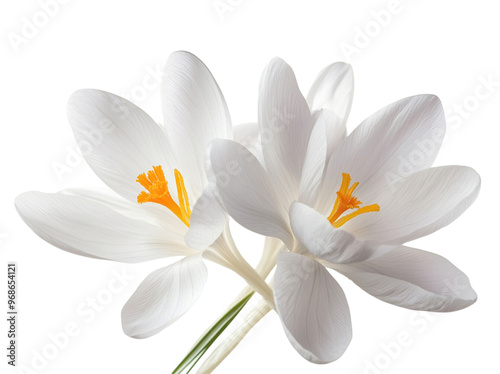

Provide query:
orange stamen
left=328, top=173, right=379, bottom=228
left=136, top=166, right=191, bottom=227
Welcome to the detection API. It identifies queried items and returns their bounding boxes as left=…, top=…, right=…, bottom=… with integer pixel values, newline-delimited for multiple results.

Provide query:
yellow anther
left=136, top=165, right=191, bottom=227
left=328, top=173, right=379, bottom=228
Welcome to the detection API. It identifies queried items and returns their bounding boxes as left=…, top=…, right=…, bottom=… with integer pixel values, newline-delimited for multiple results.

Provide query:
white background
left=1, top=1, right=499, bottom=373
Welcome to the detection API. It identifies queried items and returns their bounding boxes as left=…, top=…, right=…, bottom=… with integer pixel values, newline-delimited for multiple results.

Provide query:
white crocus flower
left=209, top=58, right=480, bottom=364
left=15, top=51, right=273, bottom=340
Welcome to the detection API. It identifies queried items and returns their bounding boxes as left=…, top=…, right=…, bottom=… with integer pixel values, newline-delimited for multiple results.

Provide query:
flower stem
left=197, top=300, right=271, bottom=373
left=172, top=237, right=282, bottom=373
left=171, top=292, right=254, bottom=374
left=208, top=227, right=278, bottom=309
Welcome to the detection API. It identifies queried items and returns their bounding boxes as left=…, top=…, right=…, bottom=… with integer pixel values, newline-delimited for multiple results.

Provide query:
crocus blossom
left=15, top=51, right=272, bottom=340
left=209, top=57, right=480, bottom=363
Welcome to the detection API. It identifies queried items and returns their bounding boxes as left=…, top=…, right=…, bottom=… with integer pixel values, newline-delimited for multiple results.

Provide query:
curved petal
left=334, top=245, right=477, bottom=312
left=59, top=188, right=186, bottom=231
left=317, top=109, right=348, bottom=160
left=161, top=51, right=232, bottom=195
left=122, top=254, right=207, bottom=338
left=306, top=62, right=354, bottom=126
left=210, top=139, right=293, bottom=248
left=233, top=122, right=258, bottom=144
left=185, top=183, right=227, bottom=250
left=232, top=122, right=264, bottom=165
left=290, top=202, right=381, bottom=264
left=317, top=95, right=446, bottom=214
left=274, top=252, right=352, bottom=363
left=67, top=89, right=176, bottom=203
left=259, top=57, right=313, bottom=205
left=15, top=191, right=191, bottom=263
left=343, top=166, right=481, bottom=244
left=298, top=113, right=328, bottom=207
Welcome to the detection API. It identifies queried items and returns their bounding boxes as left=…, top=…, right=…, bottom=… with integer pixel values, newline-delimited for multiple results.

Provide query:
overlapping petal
left=210, top=138, right=293, bottom=248
left=316, top=109, right=347, bottom=160
left=185, top=184, right=227, bottom=250
left=306, top=62, right=354, bottom=126
left=233, top=122, right=264, bottom=165
left=334, top=245, right=477, bottom=312
left=298, top=113, right=328, bottom=207
left=274, top=252, right=352, bottom=363
left=259, top=58, right=313, bottom=205
left=343, top=166, right=481, bottom=244
left=122, top=254, right=207, bottom=338
left=317, top=95, right=446, bottom=215
left=290, top=202, right=381, bottom=264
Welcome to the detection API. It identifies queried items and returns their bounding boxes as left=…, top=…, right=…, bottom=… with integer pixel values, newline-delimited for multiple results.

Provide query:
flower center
left=136, top=165, right=191, bottom=227
left=327, top=173, right=379, bottom=228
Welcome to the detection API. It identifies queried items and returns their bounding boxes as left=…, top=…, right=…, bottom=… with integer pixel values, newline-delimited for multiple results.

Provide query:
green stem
left=171, top=292, right=254, bottom=374
left=197, top=299, right=272, bottom=373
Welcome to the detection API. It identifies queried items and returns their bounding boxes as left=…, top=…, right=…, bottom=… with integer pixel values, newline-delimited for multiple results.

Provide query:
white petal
left=290, top=202, right=380, bottom=264
left=233, top=122, right=258, bottom=144
left=15, top=191, right=190, bottom=262
left=274, top=252, right=352, bottom=363
left=185, top=184, right=227, bottom=250
left=306, top=62, right=354, bottom=125
left=344, top=166, right=481, bottom=244
left=335, top=245, right=477, bottom=312
left=210, top=139, right=293, bottom=248
left=317, top=95, right=446, bottom=214
left=59, top=188, right=185, bottom=231
left=67, top=89, right=176, bottom=203
left=259, top=57, right=313, bottom=204
left=232, top=122, right=264, bottom=165
left=298, top=113, right=327, bottom=207
left=317, top=109, right=348, bottom=160
left=122, top=254, right=207, bottom=338
left=161, top=51, right=232, bottom=194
